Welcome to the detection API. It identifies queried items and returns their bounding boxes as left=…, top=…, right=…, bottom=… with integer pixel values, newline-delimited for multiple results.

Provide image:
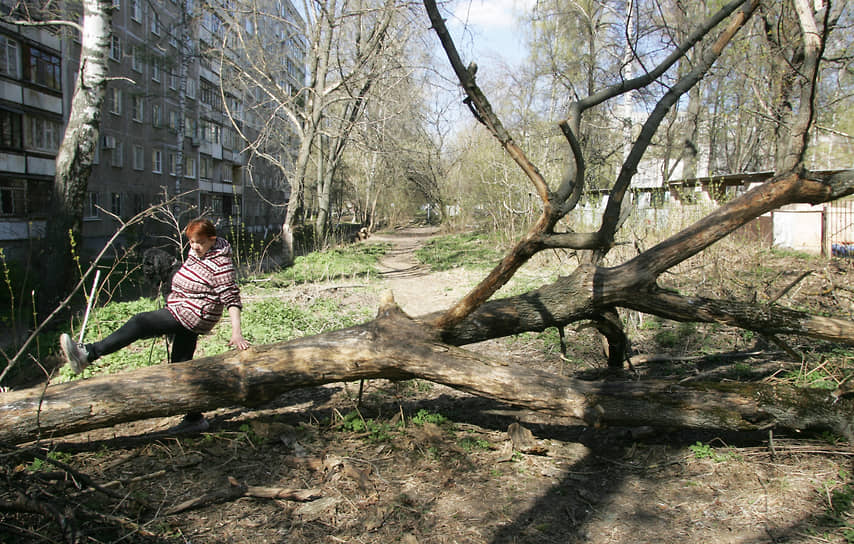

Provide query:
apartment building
left=0, top=0, right=305, bottom=257
left=0, top=19, right=62, bottom=258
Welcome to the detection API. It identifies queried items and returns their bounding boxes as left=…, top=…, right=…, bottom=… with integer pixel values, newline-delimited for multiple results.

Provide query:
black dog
left=141, top=247, right=179, bottom=300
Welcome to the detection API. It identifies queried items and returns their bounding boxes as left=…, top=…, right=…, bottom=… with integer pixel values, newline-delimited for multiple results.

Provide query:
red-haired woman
left=60, top=218, right=250, bottom=433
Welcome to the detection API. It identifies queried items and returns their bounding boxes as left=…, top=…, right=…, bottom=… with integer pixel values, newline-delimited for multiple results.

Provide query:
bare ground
left=2, top=227, right=853, bottom=544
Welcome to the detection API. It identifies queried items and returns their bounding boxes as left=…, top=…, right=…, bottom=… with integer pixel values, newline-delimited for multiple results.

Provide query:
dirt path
left=370, top=226, right=477, bottom=317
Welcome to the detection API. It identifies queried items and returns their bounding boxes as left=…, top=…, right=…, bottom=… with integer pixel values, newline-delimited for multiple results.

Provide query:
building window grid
left=133, top=144, right=144, bottom=170
left=152, top=103, right=161, bottom=127
left=26, top=47, right=61, bottom=90
left=200, top=156, right=212, bottom=180
left=0, top=182, right=26, bottom=216
left=132, top=46, right=142, bottom=72
left=109, top=87, right=122, bottom=115
left=25, top=115, right=61, bottom=152
left=111, top=141, right=123, bottom=167
left=110, top=36, right=121, bottom=61
left=0, top=36, right=20, bottom=79
left=0, top=109, right=23, bottom=149
left=111, top=192, right=122, bottom=217
left=132, top=95, right=144, bottom=122
left=184, top=156, right=196, bottom=179
left=85, top=191, right=100, bottom=218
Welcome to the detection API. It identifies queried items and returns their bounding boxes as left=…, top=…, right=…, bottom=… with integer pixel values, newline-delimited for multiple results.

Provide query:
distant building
left=0, top=21, right=62, bottom=257
left=0, top=0, right=306, bottom=257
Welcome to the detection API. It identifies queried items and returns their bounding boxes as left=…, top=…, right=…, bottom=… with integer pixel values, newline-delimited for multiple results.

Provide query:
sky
left=443, top=0, right=536, bottom=69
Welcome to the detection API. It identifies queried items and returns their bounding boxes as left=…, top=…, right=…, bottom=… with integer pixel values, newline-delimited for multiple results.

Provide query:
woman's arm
left=227, top=305, right=250, bottom=350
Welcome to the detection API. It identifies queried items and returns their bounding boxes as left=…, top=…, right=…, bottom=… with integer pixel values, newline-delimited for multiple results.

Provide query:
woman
left=59, top=218, right=250, bottom=432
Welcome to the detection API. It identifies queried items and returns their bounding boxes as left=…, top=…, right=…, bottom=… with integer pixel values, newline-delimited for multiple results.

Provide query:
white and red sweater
left=167, top=237, right=242, bottom=334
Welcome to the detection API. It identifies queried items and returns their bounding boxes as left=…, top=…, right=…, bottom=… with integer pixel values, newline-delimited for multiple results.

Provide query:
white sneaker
left=60, top=333, right=90, bottom=374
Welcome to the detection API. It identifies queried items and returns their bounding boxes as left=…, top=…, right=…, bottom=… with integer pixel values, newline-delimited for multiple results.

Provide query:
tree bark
left=39, top=0, right=111, bottom=311
left=2, top=298, right=852, bottom=445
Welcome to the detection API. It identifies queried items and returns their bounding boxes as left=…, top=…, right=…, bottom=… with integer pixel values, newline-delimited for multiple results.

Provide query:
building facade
left=0, top=0, right=305, bottom=257
left=0, top=17, right=62, bottom=258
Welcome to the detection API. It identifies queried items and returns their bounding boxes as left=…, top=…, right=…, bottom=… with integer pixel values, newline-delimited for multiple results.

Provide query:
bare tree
left=216, top=0, right=413, bottom=261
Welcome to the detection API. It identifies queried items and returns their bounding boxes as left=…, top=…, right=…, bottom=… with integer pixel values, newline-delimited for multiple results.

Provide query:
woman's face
left=188, top=233, right=216, bottom=258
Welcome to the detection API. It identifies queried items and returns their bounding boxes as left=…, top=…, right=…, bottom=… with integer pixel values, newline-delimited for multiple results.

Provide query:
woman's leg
left=170, top=328, right=203, bottom=424
left=87, top=308, right=183, bottom=361
left=170, top=328, right=199, bottom=364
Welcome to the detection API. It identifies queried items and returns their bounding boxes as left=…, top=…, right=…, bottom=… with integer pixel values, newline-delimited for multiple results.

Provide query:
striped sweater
left=167, top=237, right=242, bottom=334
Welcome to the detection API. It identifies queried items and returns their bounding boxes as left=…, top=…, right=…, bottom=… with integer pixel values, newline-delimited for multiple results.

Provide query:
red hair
left=185, top=218, right=217, bottom=238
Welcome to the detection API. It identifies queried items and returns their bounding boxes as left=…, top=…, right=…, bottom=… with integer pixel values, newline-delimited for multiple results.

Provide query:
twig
left=165, top=476, right=321, bottom=515
left=767, top=270, right=812, bottom=304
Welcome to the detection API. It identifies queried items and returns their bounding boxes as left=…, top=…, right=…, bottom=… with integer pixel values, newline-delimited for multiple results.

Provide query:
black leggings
left=87, top=308, right=198, bottom=364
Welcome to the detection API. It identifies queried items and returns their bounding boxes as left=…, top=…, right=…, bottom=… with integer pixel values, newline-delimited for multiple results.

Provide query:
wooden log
left=1, top=303, right=851, bottom=445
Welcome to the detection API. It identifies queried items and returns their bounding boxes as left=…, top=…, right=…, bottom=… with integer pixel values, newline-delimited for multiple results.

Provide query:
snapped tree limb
left=1, top=298, right=851, bottom=445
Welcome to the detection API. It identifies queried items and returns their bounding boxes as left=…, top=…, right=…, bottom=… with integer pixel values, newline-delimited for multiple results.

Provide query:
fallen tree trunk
left=1, top=299, right=851, bottom=445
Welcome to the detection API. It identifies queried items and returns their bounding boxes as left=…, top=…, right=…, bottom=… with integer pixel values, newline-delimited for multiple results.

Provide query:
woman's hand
left=227, top=306, right=250, bottom=350
left=228, top=334, right=250, bottom=350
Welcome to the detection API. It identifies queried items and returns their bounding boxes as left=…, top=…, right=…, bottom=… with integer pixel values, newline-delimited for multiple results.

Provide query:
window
left=184, top=156, right=196, bottom=179
left=85, top=191, right=100, bottom=218
left=199, top=118, right=209, bottom=142
left=168, top=152, right=177, bottom=175
left=111, top=192, right=122, bottom=216
left=0, top=109, right=23, bottom=149
left=132, top=95, right=143, bottom=121
left=152, top=103, right=161, bottom=127
left=168, top=110, right=178, bottom=131
left=108, top=87, right=122, bottom=115
left=186, top=78, right=195, bottom=99
left=151, top=57, right=160, bottom=81
left=200, top=120, right=221, bottom=143
left=0, top=180, right=26, bottom=216
left=25, top=47, right=60, bottom=90
left=200, top=156, right=212, bottom=180
left=200, top=80, right=220, bottom=108
left=133, top=144, right=144, bottom=170
left=132, top=193, right=144, bottom=215
left=112, top=0, right=120, bottom=9
left=185, top=116, right=196, bottom=138
left=222, top=164, right=233, bottom=184
left=24, top=115, right=61, bottom=152
left=111, top=141, right=123, bottom=167
left=132, top=45, right=142, bottom=72
left=0, top=36, right=20, bottom=78
left=150, top=12, right=160, bottom=35
left=169, top=71, right=177, bottom=90
left=152, top=149, right=162, bottom=173
left=110, top=36, right=121, bottom=61
left=130, top=0, right=142, bottom=21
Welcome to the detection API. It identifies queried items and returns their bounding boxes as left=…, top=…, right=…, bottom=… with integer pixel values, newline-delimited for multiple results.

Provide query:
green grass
left=688, top=441, right=741, bottom=462
left=271, top=242, right=390, bottom=284
left=415, top=233, right=504, bottom=271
